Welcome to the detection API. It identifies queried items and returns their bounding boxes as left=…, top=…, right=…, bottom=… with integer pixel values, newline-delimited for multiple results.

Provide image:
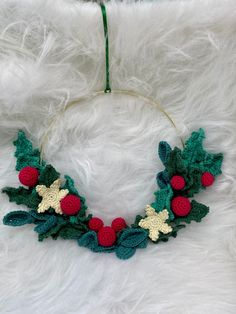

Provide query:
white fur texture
left=0, top=0, right=236, bottom=313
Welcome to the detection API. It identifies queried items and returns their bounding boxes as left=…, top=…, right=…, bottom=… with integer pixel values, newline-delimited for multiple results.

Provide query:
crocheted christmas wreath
left=2, top=129, right=223, bottom=260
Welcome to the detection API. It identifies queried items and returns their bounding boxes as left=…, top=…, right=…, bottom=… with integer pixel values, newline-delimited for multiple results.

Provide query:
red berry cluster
left=170, top=171, right=215, bottom=217
left=18, top=166, right=81, bottom=216
left=88, top=216, right=127, bottom=247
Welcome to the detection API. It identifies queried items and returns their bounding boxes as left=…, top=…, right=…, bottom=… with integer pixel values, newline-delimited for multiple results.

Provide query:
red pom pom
left=60, top=194, right=81, bottom=216
left=170, top=175, right=186, bottom=190
left=201, top=172, right=215, bottom=187
left=19, top=166, right=39, bottom=187
left=171, top=196, right=191, bottom=217
left=97, top=226, right=116, bottom=247
left=111, top=217, right=127, bottom=232
left=89, top=217, right=104, bottom=231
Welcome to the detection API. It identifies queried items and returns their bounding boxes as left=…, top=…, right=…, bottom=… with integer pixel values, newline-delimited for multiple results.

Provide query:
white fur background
left=0, top=0, right=236, bottom=313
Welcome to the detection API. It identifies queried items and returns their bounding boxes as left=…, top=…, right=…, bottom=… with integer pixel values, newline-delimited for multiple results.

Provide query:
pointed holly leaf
left=203, top=153, right=223, bottom=176
left=14, top=131, right=45, bottom=171
left=173, top=200, right=209, bottom=225
left=115, top=246, right=136, bottom=260
left=166, top=147, right=187, bottom=177
left=151, top=185, right=174, bottom=220
left=182, top=128, right=206, bottom=165
left=3, top=210, right=35, bottom=226
left=158, top=141, right=172, bottom=166
left=38, top=165, right=60, bottom=187
left=2, top=187, right=41, bottom=209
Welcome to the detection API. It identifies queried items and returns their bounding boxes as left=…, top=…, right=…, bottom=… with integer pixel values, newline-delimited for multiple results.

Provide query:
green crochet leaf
left=158, top=141, right=172, bottom=166
left=38, top=165, right=60, bottom=187
left=14, top=130, right=45, bottom=171
left=2, top=187, right=41, bottom=210
left=155, top=224, right=185, bottom=243
left=156, top=169, right=169, bottom=189
left=182, top=128, right=206, bottom=165
left=173, top=200, right=209, bottom=225
left=38, top=219, right=67, bottom=241
left=3, top=210, right=35, bottom=226
left=182, top=168, right=202, bottom=197
left=151, top=185, right=174, bottom=220
left=166, top=147, right=187, bottom=177
left=34, top=216, right=58, bottom=234
left=57, top=225, right=85, bottom=240
left=131, top=215, right=144, bottom=228
left=202, top=153, right=223, bottom=176
left=115, top=245, right=136, bottom=260
left=78, top=231, right=98, bottom=250
left=118, top=228, right=148, bottom=248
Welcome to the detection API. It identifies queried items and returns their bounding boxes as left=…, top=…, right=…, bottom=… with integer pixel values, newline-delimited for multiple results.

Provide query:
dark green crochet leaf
left=154, top=224, right=185, bottom=243
left=38, top=219, right=67, bottom=241
left=158, top=141, right=172, bottom=166
left=182, top=168, right=202, bottom=197
left=166, top=147, right=187, bottom=177
left=2, top=187, right=41, bottom=210
left=3, top=210, right=35, bottom=226
left=118, top=228, right=148, bottom=248
left=78, top=231, right=98, bottom=250
left=131, top=215, right=144, bottom=228
left=156, top=169, right=169, bottom=189
left=14, top=130, right=45, bottom=171
left=151, top=185, right=174, bottom=220
left=173, top=200, right=209, bottom=225
left=57, top=225, right=85, bottom=240
left=115, top=245, right=136, bottom=260
left=38, top=165, right=60, bottom=187
left=182, top=128, right=206, bottom=165
left=203, top=153, right=223, bottom=176
left=34, top=216, right=58, bottom=234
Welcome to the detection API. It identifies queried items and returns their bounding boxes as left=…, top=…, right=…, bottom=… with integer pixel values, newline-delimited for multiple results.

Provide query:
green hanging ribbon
left=100, top=3, right=111, bottom=93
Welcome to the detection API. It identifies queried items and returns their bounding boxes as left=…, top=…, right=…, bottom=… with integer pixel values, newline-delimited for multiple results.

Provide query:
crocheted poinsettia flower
left=36, top=179, right=69, bottom=214
left=138, top=205, right=172, bottom=241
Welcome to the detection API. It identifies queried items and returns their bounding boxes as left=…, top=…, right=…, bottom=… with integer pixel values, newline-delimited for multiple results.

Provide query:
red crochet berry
left=201, top=172, right=215, bottom=187
left=89, top=217, right=104, bottom=231
left=170, top=175, right=186, bottom=190
left=97, top=226, right=116, bottom=247
left=111, top=217, right=127, bottom=232
left=18, top=166, right=39, bottom=187
left=171, top=196, right=191, bottom=217
left=60, top=194, right=81, bottom=216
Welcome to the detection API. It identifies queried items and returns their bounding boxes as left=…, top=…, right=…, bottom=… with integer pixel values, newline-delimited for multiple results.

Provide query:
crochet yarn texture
left=2, top=128, right=223, bottom=260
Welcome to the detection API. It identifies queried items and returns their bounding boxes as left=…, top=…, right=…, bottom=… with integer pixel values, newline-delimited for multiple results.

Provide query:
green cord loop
left=100, top=3, right=111, bottom=93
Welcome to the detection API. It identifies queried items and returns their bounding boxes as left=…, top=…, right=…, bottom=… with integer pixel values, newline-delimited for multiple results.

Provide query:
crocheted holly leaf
left=182, top=128, right=223, bottom=176
left=156, top=169, right=169, bottom=189
left=115, top=246, right=136, bottom=260
left=34, top=216, right=58, bottom=234
left=2, top=187, right=41, bottom=210
left=151, top=185, right=174, bottom=220
left=118, top=228, right=148, bottom=248
left=155, top=224, right=185, bottom=243
left=166, top=147, right=187, bottom=177
left=173, top=200, right=209, bottom=225
left=38, top=165, right=60, bottom=187
left=14, top=130, right=45, bottom=171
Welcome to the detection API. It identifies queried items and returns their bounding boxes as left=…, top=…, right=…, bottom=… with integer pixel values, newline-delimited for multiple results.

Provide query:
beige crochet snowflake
left=138, top=205, right=172, bottom=241
left=36, top=179, right=69, bottom=214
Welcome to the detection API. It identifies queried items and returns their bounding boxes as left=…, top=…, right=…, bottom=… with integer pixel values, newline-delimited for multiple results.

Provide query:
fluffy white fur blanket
left=0, top=0, right=236, bottom=313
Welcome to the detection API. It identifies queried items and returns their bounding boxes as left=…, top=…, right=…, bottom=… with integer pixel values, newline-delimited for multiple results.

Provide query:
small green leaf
left=34, top=216, right=58, bottom=234
left=118, top=228, right=148, bottom=248
left=57, top=225, right=85, bottom=240
left=115, top=246, right=136, bottom=260
left=3, top=210, right=34, bottom=226
left=156, top=170, right=169, bottom=189
left=166, top=147, right=187, bottom=177
left=78, top=231, right=98, bottom=250
left=38, top=165, right=60, bottom=187
left=173, top=200, right=209, bottom=225
left=158, top=141, right=172, bottom=166
left=2, top=187, right=41, bottom=210
left=182, top=128, right=206, bottom=165
left=203, top=153, right=223, bottom=176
